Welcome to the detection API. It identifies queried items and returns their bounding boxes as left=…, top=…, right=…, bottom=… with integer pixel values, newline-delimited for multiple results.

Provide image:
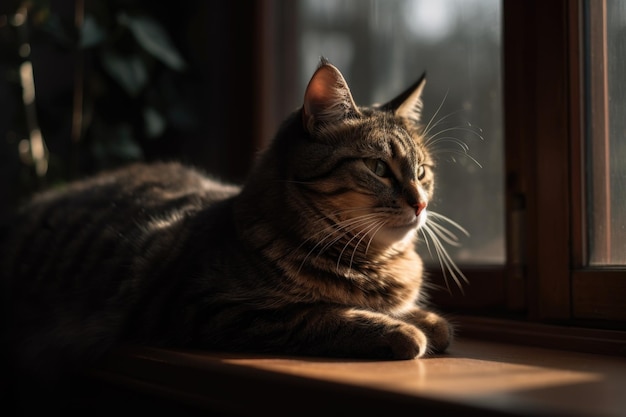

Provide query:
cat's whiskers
left=420, top=91, right=484, bottom=169
left=419, top=101, right=479, bottom=292
left=426, top=136, right=471, bottom=152
left=421, top=89, right=450, bottom=139
left=348, top=218, right=388, bottom=277
left=315, top=213, right=382, bottom=259
left=286, top=206, right=377, bottom=255
left=338, top=216, right=387, bottom=274
left=364, top=218, right=388, bottom=256
left=426, top=211, right=469, bottom=247
left=293, top=211, right=382, bottom=277
left=428, top=210, right=470, bottom=237
left=285, top=207, right=376, bottom=262
left=426, top=125, right=484, bottom=144
left=419, top=210, right=470, bottom=294
left=424, top=127, right=483, bottom=168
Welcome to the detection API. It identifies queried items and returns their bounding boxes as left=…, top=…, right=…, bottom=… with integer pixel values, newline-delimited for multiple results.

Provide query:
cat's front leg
left=397, top=308, right=453, bottom=354
left=204, top=305, right=429, bottom=359
left=254, top=306, right=429, bottom=360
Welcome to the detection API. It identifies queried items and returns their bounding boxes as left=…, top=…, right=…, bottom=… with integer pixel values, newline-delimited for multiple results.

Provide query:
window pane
left=586, top=0, right=626, bottom=265
left=274, top=0, right=504, bottom=264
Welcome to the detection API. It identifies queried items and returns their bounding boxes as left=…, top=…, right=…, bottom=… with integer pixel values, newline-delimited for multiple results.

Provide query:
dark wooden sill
left=79, top=335, right=626, bottom=417
left=452, top=315, right=626, bottom=357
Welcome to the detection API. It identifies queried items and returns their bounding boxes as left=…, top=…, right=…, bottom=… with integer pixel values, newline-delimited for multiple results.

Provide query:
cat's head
left=282, top=58, right=434, bottom=252
left=239, top=59, right=467, bottom=287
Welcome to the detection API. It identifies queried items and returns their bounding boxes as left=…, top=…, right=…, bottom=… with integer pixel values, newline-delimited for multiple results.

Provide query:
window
left=271, top=0, right=504, bottom=267
left=267, top=0, right=507, bottom=311
left=502, top=0, right=626, bottom=329
left=565, top=0, right=626, bottom=326
left=264, top=0, right=626, bottom=350
left=586, top=0, right=626, bottom=266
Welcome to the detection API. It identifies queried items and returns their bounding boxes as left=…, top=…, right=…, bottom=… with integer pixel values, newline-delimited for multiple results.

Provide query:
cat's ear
left=302, top=58, right=360, bottom=132
left=380, top=73, right=426, bottom=123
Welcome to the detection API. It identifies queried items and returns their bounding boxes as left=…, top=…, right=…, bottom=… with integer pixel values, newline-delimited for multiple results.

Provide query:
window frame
left=494, top=0, right=625, bottom=332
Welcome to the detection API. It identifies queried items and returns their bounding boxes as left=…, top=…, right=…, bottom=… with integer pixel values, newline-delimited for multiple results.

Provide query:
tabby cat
left=1, top=59, right=461, bottom=384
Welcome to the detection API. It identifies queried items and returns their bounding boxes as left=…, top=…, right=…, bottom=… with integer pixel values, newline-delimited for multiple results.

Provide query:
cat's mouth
left=387, top=217, right=418, bottom=231
left=388, top=208, right=427, bottom=231
left=372, top=209, right=426, bottom=247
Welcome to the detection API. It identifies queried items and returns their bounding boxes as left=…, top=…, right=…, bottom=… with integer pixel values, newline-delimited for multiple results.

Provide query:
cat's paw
left=401, top=309, right=453, bottom=354
left=338, top=309, right=428, bottom=359
left=380, top=322, right=428, bottom=359
left=297, top=308, right=429, bottom=360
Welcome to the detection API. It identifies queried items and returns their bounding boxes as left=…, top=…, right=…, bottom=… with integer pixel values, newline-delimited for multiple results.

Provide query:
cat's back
left=1, top=162, right=241, bottom=372
left=1, top=161, right=240, bottom=292
left=25, top=161, right=239, bottom=211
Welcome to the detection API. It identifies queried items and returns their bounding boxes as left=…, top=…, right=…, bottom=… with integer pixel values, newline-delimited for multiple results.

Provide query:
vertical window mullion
left=503, top=0, right=532, bottom=313
left=505, top=0, right=574, bottom=321
left=586, top=0, right=613, bottom=265
left=569, top=0, right=586, bottom=268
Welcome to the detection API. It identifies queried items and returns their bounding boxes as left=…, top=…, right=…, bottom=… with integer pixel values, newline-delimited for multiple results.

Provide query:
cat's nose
left=414, top=201, right=427, bottom=217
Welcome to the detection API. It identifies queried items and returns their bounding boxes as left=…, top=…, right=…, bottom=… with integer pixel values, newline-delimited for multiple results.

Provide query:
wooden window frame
left=462, top=0, right=625, bottom=347
left=572, top=0, right=626, bottom=324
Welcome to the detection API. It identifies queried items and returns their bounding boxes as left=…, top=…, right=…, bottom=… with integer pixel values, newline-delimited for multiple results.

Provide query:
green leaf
left=92, top=123, right=144, bottom=164
left=80, top=15, right=106, bottom=48
left=117, top=12, right=186, bottom=71
left=143, top=107, right=166, bottom=138
left=100, top=49, right=147, bottom=96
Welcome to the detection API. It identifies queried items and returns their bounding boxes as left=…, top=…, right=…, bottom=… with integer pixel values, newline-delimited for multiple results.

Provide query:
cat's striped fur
left=1, top=60, right=453, bottom=382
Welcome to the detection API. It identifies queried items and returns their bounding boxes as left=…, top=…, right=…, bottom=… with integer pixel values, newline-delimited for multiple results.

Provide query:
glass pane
left=274, top=0, right=504, bottom=264
left=586, top=0, right=626, bottom=265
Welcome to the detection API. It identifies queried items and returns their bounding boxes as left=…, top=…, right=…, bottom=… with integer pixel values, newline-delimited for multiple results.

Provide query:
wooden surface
left=91, top=337, right=626, bottom=417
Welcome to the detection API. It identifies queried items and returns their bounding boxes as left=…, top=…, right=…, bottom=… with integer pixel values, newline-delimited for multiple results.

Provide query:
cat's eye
left=364, top=159, right=391, bottom=178
left=417, top=165, right=426, bottom=181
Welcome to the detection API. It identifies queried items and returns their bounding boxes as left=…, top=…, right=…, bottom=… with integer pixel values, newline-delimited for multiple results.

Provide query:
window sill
left=84, top=334, right=626, bottom=417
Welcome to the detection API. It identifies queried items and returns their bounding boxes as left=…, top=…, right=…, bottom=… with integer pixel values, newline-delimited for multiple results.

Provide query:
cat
left=1, top=59, right=461, bottom=387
